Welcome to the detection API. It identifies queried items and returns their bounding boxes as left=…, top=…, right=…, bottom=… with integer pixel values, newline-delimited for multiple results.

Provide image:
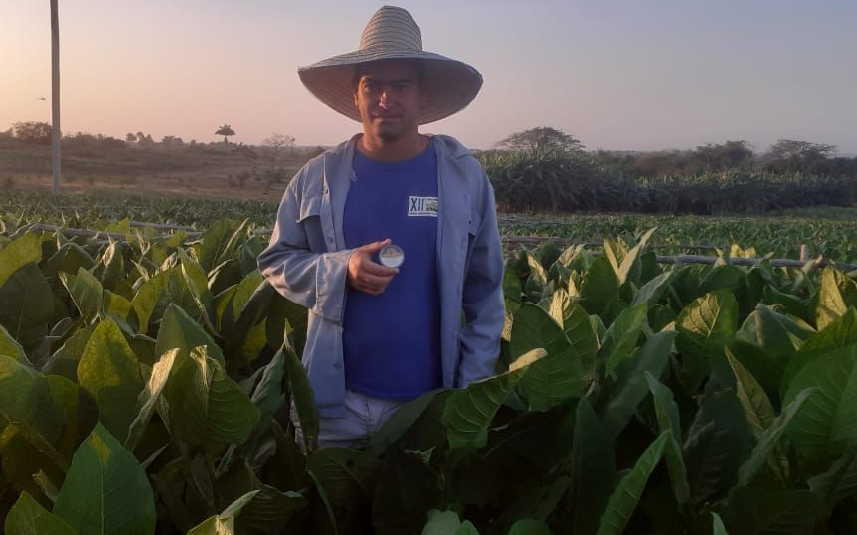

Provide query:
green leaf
left=77, top=319, right=145, bottom=442
left=645, top=372, right=690, bottom=505
left=0, top=324, right=30, bottom=364
left=155, top=303, right=224, bottom=365
left=601, top=303, right=647, bottom=377
left=725, top=488, right=821, bottom=535
left=508, top=518, right=553, bottom=535
left=60, top=268, right=104, bottom=325
left=547, top=288, right=571, bottom=327
left=525, top=252, right=549, bottom=287
left=422, top=510, right=480, bottom=535
left=799, top=308, right=857, bottom=356
left=807, top=448, right=857, bottom=510
left=193, top=219, right=247, bottom=273
left=158, top=345, right=259, bottom=447
left=0, top=264, right=54, bottom=353
left=711, top=512, right=728, bottom=535
left=783, top=308, right=857, bottom=389
left=46, top=375, right=99, bottom=463
left=579, top=256, right=619, bottom=317
left=282, top=340, right=318, bottom=454
left=102, top=290, right=133, bottom=327
left=684, top=389, right=754, bottom=504
left=675, top=289, right=738, bottom=392
left=595, top=431, right=669, bottom=535
left=570, top=398, right=616, bottom=535
left=307, top=448, right=378, bottom=509
left=178, top=248, right=216, bottom=331
left=0, top=232, right=42, bottom=288
left=632, top=271, right=673, bottom=306
left=231, top=270, right=267, bottom=321
left=53, top=423, right=156, bottom=535
left=517, top=341, right=587, bottom=411
left=186, top=490, right=259, bottom=535
left=130, top=270, right=167, bottom=335
left=509, top=304, right=570, bottom=361
left=564, top=302, right=600, bottom=352
left=234, top=484, right=307, bottom=535
left=4, top=491, right=77, bottom=535
left=224, top=276, right=274, bottom=364
left=43, top=242, right=95, bottom=280
left=676, top=289, right=738, bottom=360
left=0, top=355, right=66, bottom=467
left=763, top=284, right=811, bottom=321
left=700, top=264, right=745, bottom=295
left=124, top=348, right=178, bottom=451
left=249, top=346, right=285, bottom=423
left=816, top=268, right=850, bottom=330
left=42, top=326, right=93, bottom=380
left=783, top=344, right=857, bottom=461
left=614, top=227, right=657, bottom=286
left=95, top=241, right=126, bottom=293
left=369, top=389, right=444, bottom=456
left=737, top=388, right=814, bottom=487
left=737, top=305, right=812, bottom=358
left=602, top=331, right=676, bottom=439
left=443, top=355, right=538, bottom=450
left=725, top=347, right=775, bottom=436
left=264, top=419, right=309, bottom=493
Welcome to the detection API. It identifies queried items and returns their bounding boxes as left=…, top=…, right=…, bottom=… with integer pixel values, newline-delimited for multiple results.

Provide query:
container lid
left=378, top=244, right=405, bottom=268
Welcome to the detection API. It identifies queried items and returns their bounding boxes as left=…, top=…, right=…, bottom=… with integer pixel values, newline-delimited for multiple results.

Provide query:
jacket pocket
left=297, top=195, right=326, bottom=252
left=298, top=194, right=321, bottom=222
left=462, top=215, right=480, bottom=277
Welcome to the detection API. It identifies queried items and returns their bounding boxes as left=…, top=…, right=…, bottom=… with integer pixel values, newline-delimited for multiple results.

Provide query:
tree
left=216, top=124, right=235, bottom=144
left=126, top=132, right=137, bottom=142
left=693, top=140, right=754, bottom=170
left=763, top=139, right=837, bottom=173
left=12, top=121, right=53, bottom=144
left=263, top=133, right=295, bottom=161
left=766, top=139, right=836, bottom=162
left=495, top=126, right=584, bottom=154
left=161, top=135, right=184, bottom=146
left=263, top=133, right=295, bottom=151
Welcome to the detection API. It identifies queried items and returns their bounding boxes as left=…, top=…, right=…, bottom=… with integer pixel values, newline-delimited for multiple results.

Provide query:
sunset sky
left=3, top=1, right=856, bottom=153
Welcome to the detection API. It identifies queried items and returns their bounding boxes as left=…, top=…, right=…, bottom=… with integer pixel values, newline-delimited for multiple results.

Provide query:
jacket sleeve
left=256, top=169, right=355, bottom=323
left=456, top=175, right=505, bottom=387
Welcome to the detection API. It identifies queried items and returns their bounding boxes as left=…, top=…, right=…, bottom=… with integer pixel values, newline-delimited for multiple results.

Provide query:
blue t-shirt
left=342, top=142, right=442, bottom=399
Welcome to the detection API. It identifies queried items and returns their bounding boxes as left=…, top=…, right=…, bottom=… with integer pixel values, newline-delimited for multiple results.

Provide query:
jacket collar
left=319, top=133, right=474, bottom=251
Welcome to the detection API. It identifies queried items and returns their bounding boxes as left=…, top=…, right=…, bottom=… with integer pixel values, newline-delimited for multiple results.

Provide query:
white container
left=378, top=244, right=405, bottom=268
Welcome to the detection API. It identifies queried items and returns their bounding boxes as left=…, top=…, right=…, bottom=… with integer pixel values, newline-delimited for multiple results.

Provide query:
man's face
left=353, top=60, right=426, bottom=142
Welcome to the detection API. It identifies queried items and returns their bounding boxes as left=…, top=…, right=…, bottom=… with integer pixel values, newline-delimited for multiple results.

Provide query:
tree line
left=489, top=126, right=857, bottom=178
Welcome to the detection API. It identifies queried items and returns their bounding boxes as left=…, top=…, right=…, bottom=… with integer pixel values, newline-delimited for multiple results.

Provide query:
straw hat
left=298, top=5, right=483, bottom=125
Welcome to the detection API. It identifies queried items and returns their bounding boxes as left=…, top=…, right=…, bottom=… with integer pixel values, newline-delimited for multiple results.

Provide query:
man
left=257, top=5, right=504, bottom=450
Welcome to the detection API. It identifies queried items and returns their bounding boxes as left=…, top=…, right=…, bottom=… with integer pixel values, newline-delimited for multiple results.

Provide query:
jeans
left=291, top=389, right=406, bottom=451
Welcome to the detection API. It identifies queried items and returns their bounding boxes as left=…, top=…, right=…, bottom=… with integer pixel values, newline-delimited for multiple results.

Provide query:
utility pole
left=50, top=0, right=61, bottom=193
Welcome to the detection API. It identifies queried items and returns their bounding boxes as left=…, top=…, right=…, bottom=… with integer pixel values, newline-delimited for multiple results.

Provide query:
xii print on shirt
left=408, top=195, right=439, bottom=217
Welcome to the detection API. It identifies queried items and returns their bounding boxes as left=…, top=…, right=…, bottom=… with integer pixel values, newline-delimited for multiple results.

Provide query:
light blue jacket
left=257, top=134, right=504, bottom=418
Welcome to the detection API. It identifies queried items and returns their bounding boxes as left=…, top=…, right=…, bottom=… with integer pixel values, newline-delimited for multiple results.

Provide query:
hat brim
left=298, top=50, right=483, bottom=125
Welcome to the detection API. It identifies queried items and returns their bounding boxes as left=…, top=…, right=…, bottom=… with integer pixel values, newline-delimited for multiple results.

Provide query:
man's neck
left=357, top=132, right=429, bottom=162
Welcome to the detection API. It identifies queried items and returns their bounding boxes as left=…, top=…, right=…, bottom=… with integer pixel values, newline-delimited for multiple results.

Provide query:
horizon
left=3, top=1, right=856, bottom=154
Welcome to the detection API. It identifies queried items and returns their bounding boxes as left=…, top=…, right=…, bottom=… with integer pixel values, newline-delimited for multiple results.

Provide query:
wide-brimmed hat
left=297, top=5, right=483, bottom=125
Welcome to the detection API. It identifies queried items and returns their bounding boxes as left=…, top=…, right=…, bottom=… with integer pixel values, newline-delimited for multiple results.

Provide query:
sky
left=2, top=0, right=856, bottom=153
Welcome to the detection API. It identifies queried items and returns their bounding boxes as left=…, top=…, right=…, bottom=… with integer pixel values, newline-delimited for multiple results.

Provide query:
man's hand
left=347, top=239, right=399, bottom=295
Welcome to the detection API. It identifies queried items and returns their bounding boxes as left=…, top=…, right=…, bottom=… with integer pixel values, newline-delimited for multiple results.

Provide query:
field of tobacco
left=1, top=217, right=857, bottom=534
left=3, top=188, right=857, bottom=263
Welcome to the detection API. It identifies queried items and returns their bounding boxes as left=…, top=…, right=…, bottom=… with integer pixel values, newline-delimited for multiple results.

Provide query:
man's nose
left=377, top=85, right=393, bottom=107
